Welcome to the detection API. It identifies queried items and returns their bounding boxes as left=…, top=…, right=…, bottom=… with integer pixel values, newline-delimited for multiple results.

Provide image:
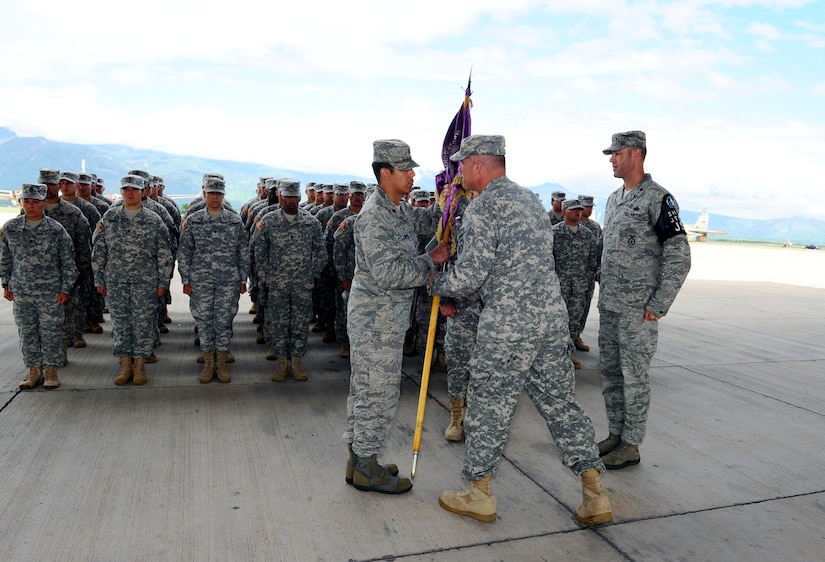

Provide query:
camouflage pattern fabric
left=343, top=186, right=441, bottom=457
left=253, top=208, right=325, bottom=357
left=444, top=293, right=481, bottom=400
left=177, top=208, right=250, bottom=352
left=552, top=221, right=598, bottom=342
left=429, top=175, right=604, bottom=478
left=598, top=173, right=691, bottom=446
left=332, top=214, right=358, bottom=344
left=92, top=206, right=173, bottom=358
left=1, top=216, right=78, bottom=367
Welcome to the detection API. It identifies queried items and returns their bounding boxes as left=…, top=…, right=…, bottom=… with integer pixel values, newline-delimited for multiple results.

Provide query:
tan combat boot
left=87, top=320, right=103, bottom=334
left=132, top=358, right=147, bottom=385
left=43, top=366, right=60, bottom=389
left=225, top=351, right=235, bottom=363
left=290, top=356, right=309, bottom=381
left=444, top=397, right=465, bottom=441
left=574, top=335, right=590, bottom=351
left=572, top=357, right=582, bottom=369
left=200, top=351, right=215, bottom=383
left=339, top=341, right=350, bottom=358
left=73, top=331, right=87, bottom=348
left=352, top=453, right=412, bottom=494
left=114, top=357, right=132, bottom=385
left=215, top=351, right=231, bottom=383
left=19, top=366, right=44, bottom=389
left=433, top=350, right=448, bottom=372
left=597, top=433, right=622, bottom=457
left=575, top=469, right=613, bottom=525
left=272, top=357, right=288, bottom=382
left=439, top=476, right=496, bottom=522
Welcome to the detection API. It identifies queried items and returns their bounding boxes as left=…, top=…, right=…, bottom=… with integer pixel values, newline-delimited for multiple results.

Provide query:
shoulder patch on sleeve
left=256, top=220, right=265, bottom=232
left=654, top=194, right=685, bottom=244
left=95, top=221, right=105, bottom=234
left=181, top=218, right=187, bottom=231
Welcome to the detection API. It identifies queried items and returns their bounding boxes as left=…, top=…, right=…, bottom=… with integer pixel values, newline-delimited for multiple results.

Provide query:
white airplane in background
left=686, top=210, right=728, bottom=242
left=0, top=190, right=21, bottom=207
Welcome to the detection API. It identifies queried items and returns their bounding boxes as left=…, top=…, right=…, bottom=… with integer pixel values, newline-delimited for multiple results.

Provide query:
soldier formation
left=1, top=129, right=690, bottom=527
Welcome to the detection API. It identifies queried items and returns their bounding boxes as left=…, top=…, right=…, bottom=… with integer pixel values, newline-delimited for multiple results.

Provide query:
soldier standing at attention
left=552, top=199, right=598, bottom=369
left=2, top=183, right=78, bottom=389
left=342, top=139, right=449, bottom=495
left=429, top=135, right=611, bottom=525
left=177, top=177, right=249, bottom=383
left=92, top=175, right=173, bottom=385
left=253, top=179, right=326, bottom=382
left=39, top=168, right=91, bottom=364
left=548, top=190, right=565, bottom=225
left=574, top=194, right=601, bottom=352
left=597, top=131, right=691, bottom=470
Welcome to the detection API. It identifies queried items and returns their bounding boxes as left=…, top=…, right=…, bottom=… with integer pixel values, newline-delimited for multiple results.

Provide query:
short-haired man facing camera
left=597, top=131, right=691, bottom=470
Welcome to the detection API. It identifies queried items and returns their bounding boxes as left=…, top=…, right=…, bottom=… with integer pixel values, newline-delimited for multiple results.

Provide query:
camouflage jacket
left=92, top=206, right=173, bottom=289
left=598, top=174, right=691, bottom=316
left=348, top=187, right=441, bottom=334
left=45, top=199, right=91, bottom=271
left=253, top=208, right=325, bottom=290
left=552, top=221, right=598, bottom=301
left=1, top=215, right=78, bottom=296
left=430, top=175, right=569, bottom=343
left=177, top=208, right=250, bottom=286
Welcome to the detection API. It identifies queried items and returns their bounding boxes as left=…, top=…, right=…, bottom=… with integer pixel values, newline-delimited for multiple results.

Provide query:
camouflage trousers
left=463, top=335, right=603, bottom=480
left=13, top=294, right=65, bottom=368
left=559, top=286, right=590, bottom=343
left=444, top=294, right=481, bottom=400
left=61, top=283, right=81, bottom=346
left=334, top=286, right=348, bottom=344
left=343, top=329, right=405, bottom=457
left=414, top=288, right=445, bottom=355
left=266, top=285, right=313, bottom=357
left=189, top=281, right=240, bottom=352
left=598, top=309, right=659, bottom=446
left=107, top=282, right=158, bottom=359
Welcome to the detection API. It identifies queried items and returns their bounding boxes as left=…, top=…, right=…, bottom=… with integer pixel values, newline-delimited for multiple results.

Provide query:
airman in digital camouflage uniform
left=40, top=168, right=91, bottom=364
left=575, top=194, right=601, bottom=351
left=178, top=177, right=250, bottom=383
left=553, top=199, right=599, bottom=369
left=429, top=135, right=611, bottom=525
left=1, top=183, right=78, bottom=389
left=341, top=139, right=449, bottom=495
left=92, top=175, right=173, bottom=385
left=253, top=179, right=326, bottom=381
left=597, top=131, right=691, bottom=470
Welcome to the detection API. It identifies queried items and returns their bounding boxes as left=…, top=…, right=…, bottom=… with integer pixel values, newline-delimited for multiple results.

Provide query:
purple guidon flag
left=435, top=75, right=472, bottom=241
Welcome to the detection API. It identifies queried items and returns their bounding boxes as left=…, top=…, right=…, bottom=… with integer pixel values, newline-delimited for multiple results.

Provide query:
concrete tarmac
left=0, top=242, right=823, bottom=561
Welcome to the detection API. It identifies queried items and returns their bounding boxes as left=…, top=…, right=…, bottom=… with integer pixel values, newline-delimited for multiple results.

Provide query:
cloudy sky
left=1, top=0, right=823, bottom=220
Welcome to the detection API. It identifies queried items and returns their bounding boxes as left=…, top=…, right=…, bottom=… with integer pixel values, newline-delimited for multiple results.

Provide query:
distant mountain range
left=2, top=127, right=824, bottom=246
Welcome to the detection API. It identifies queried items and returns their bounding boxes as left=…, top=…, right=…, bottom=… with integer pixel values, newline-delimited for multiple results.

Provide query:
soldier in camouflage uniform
left=575, top=194, right=602, bottom=351
left=92, top=175, right=173, bottom=385
left=315, top=183, right=350, bottom=344
left=548, top=190, right=565, bottom=225
left=40, top=169, right=91, bottom=364
left=341, top=139, right=449, bottom=495
left=59, top=171, right=102, bottom=342
left=2, top=183, right=78, bottom=390
left=328, top=181, right=367, bottom=358
left=332, top=213, right=358, bottom=358
left=78, top=173, right=110, bottom=326
left=552, top=199, right=598, bottom=370
left=178, top=177, right=249, bottom=383
left=597, top=131, right=691, bottom=470
left=253, top=179, right=326, bottom=381
left=429, top=135, right=611, bottom=525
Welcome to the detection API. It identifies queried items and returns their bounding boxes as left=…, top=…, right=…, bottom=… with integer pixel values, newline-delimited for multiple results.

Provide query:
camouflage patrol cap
left=38, top=168, right=61, bottom=185
left=78, top=173, right=94, bottom=185
left=349, top=181, right=367, bottom=194
left=333, top=183, right=349, bottom=196
left=265, top=178, right=279, bottom=191
left=551, top=190, right=566, bottom=202
left=279, top=179, right=301, bottom=197
left=578, top=195, right=594, bottom=206
left=21, top=183, right=47, bottom=201
left=59, top=171, right=79, bottom=183
left=449, top=134, right=506, bottom=162
left=96, top=177, right=103, bottom=184
left=372, top=139, right=419, bottom=170
left=562, top=199, right=584, bottom=211
left=322, top=184, right=334, bottom=194
left=412, top=189, right=430, bottom=203
left=127, top=169, right=150, bottom=181
left=203, top=173, right=224, bottom=183
left=603, top=130, right=646, bottom=154
left=121, top=175, right=146, bottom=190
left=203, top=177, right=225, bottom=194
